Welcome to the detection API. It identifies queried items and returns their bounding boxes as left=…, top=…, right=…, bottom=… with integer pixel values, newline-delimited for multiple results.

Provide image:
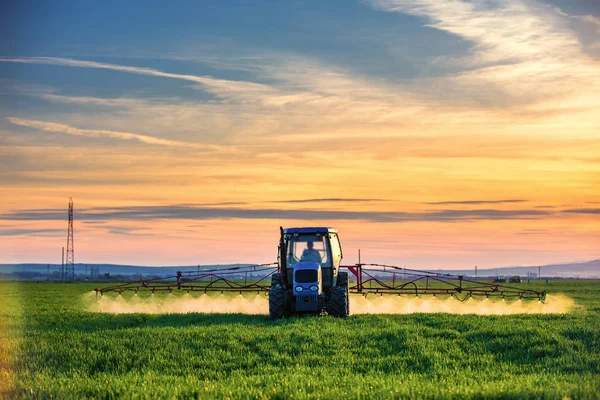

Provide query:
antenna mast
left=66, top=198, right=75, bottom=281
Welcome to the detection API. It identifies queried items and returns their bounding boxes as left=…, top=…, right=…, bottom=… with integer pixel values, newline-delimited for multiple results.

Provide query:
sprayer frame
left=95, top=262, right=546, bottom=303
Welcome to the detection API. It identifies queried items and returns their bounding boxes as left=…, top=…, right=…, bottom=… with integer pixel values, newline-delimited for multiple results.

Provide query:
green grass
left=1, top=280, right=599, bottom=399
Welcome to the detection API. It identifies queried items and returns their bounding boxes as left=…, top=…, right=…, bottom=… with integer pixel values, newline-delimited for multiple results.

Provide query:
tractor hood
left=293, top=262, right=322, bottom=294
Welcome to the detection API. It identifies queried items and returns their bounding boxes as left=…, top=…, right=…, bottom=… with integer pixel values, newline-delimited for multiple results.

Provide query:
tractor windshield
left=288, top=234, right=330, bottom=267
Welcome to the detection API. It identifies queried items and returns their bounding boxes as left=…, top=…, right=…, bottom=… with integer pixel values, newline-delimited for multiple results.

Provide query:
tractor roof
left=284, top=227, right=338, bottom=234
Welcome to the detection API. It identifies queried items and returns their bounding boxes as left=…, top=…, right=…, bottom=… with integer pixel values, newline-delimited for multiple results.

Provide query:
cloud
left=563, top=208, right=600, bottom=214
left=6, top=117, right=220, bottom=149
left=270, top=198, right=386, bottom=204
left=0, top=56, right=274, bottom=101
left=102, top=226, right=153, bottom=236
left=426, top=199, right=526, bottom=205
left=0, top=204, right=551, bottom=223
left=38, top=93, right=153, bottom=108
left=367, top=0, right=600, bottom=102
left=515, top=229, right=549, bottom=236
left=7, top=48, right=598, bottom=147
left=0, top=228, right=63, bottom=237
left=369, top=0, right=578, bottom=62
left=0, top=55, right=453, bottom=128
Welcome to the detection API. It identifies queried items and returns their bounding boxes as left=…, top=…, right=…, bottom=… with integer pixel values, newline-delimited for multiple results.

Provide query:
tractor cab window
left=288, top=234, right=330, bottom=267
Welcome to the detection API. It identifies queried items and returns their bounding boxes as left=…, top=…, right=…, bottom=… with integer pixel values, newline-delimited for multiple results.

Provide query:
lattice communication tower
left=66, top=198, right=75, bottom=281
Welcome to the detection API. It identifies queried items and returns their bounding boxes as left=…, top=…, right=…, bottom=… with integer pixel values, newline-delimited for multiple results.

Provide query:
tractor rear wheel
left=336, top=272, right=350, bottom=316
left=337, top=271, right=348, bottom=287
left=271, top=273, right=282, bottom=286
left=269, top=284, right=285, bottom=320
left=328, top=287, right=349, bottom=318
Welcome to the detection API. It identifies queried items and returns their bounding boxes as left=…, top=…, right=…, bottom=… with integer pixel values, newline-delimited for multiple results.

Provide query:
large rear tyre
left=336, top=272, right=350, bottom=316
left=337, top=272, right=348, bottom=288
left=271, top=273, right=282, bottom=286
left=328, top=287, right=349, bottom=318
left=269, top=284, right=285, bottom=320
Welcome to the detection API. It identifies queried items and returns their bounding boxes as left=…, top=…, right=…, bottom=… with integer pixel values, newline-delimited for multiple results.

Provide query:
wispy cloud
left=6, top=117, right=218, bottom=149
left=367, top=0, right=600, bottom=102
left=563, top=208, right=600, bottom=215
left=0, top=56, right=273, bottom=100
left=515, top=229, right=550, bottom=236
left=427, top=199, right=526, bottom=205
left=270, top=198, right=386, bottom=204
left=0, top=204, right=551, bottom=223
left=101, top=226, right=153, bottom=236
left=0, top=228, right=63, bottom=237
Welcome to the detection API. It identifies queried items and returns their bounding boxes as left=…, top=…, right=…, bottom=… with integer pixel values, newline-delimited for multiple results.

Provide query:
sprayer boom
left=95, top=262, right=545, bottom=302
left=345, top=264, right=545, bottom=301
left=95, top=263, right=278, bottom=296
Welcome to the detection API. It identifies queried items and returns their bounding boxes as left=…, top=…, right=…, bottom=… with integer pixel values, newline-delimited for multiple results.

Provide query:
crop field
left=1, top=280, right=599, bottom=399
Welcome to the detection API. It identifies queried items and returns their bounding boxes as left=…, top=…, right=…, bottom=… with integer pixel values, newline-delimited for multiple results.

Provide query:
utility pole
left=61, top=247, right=64, bottom=282
left=66, top=198, right=75, bottom=281
left=538, top=265, right=541, bottom=280
left=475, top=265, right=478, bottom=278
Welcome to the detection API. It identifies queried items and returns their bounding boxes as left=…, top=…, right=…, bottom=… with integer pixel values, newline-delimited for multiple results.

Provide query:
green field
left=1, top=280, right=599, bottom=399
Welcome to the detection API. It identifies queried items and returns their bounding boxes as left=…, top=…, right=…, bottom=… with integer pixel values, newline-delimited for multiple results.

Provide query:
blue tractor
left=269, top=227, right=349, bottom=319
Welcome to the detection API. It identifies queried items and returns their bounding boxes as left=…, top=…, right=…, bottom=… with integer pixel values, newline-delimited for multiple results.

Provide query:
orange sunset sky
left=0, top=0, right=598, bottom=268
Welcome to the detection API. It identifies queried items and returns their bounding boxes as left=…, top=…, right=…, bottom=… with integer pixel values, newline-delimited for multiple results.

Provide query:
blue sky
left=2, top=0, right=599, bottom=109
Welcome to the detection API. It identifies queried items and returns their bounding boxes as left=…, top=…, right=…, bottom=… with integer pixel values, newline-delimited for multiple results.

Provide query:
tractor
left=509, top=275, right=522, bottom=283
left=268, top=227, right=349, bottom=319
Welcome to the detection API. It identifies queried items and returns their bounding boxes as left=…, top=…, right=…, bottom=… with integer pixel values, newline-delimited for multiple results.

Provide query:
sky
left=0, top=0, right=598, bottom=269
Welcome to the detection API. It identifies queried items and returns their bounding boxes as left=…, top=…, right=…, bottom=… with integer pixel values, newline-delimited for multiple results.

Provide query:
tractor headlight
left=295, top=286, right=303, bottom=292
left=310, top=285, right=318, bottom=292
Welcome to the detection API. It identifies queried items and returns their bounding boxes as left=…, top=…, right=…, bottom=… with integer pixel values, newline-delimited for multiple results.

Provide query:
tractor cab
left=281, top=227, right=343, bottom=288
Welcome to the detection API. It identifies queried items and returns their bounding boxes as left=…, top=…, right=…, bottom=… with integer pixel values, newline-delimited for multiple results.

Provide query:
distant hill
left=1, top=259, right=598, bottom=280
left=429, top=259, right=600, bottom=279
left=0, top=263, right=258, bottom=280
